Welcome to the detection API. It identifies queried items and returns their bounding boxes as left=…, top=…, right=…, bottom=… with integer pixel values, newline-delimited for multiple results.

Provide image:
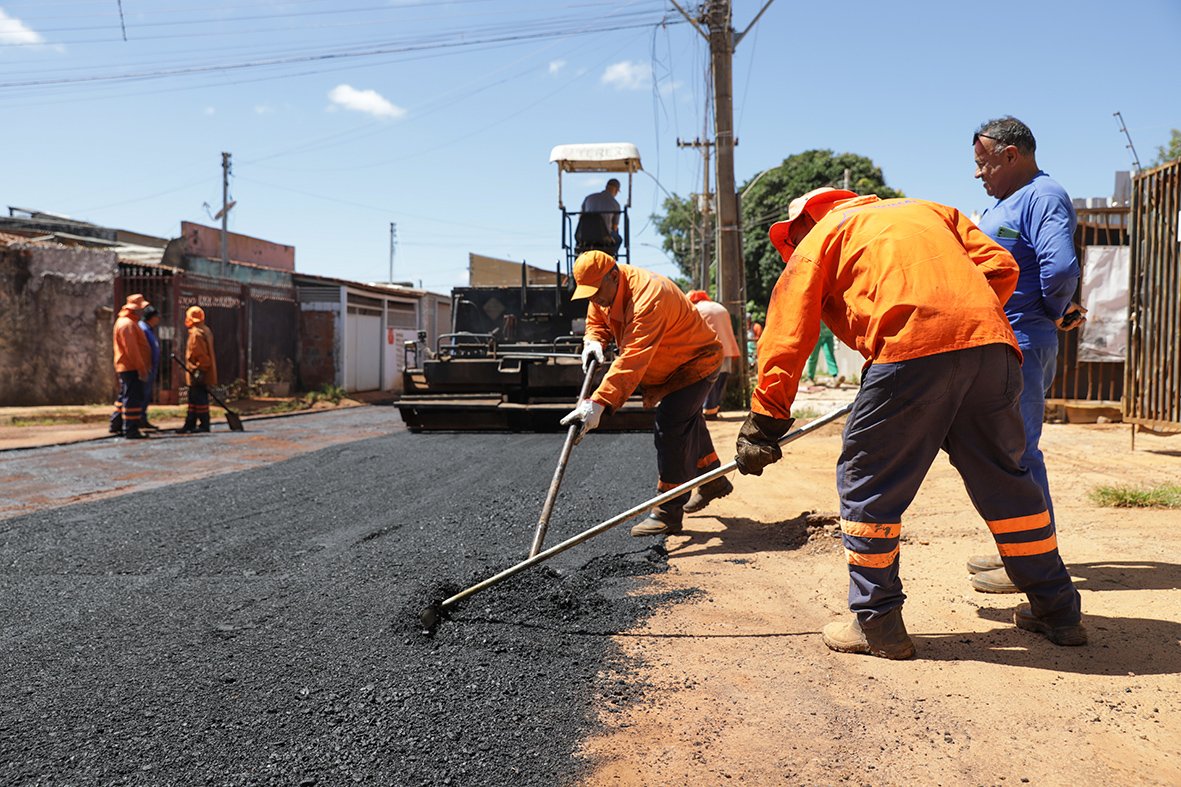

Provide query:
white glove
left=560, top=398, right=605, bottom=442
left=581, top=339, right=605, bottom=373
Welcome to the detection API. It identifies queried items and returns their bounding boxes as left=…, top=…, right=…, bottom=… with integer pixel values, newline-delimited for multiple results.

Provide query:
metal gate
left=116, top=262, right=180, bottom=405
left=1048, top=207, right=1129, bottom=405
left=1125, top=159, right=1181, bottom=432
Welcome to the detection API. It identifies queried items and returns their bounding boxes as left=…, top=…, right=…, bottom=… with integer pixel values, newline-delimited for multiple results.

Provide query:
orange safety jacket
left=753, top=196, right=1021, bottom=421
left=112, top=308, right=151, bottom=379
left=694, top=299, right=741, bottom=359
left=185, top=323, right=219, bottom=386
left=585, top=264, right=723, bottom=411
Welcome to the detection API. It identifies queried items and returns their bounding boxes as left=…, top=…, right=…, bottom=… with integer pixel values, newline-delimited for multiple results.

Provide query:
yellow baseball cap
left=571, top=250, right=617, bottom=300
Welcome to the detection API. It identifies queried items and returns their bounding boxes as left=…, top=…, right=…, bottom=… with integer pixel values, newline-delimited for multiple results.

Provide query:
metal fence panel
left=1125, top=160, right=1181, bottom=432
left=1048, top=207, right=1129, bottom=405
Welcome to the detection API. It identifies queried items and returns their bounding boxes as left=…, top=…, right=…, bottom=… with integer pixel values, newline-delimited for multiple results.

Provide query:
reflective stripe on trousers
left=837, top=344, right=1080, bottom=626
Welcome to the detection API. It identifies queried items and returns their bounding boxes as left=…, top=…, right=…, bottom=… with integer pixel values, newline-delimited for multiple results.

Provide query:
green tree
left=650, top=192, right=700, bottom=283
left=1153, top=128, right=1181, bottom=166
left=740, top=150, right=903, bottom=309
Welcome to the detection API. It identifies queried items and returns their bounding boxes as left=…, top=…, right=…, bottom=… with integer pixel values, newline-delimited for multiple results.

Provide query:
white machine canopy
left=549, top=143, right=642, bottom=173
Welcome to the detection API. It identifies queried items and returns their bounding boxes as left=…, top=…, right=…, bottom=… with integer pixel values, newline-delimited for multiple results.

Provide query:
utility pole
left=389, top=222, right=398, bottom=283
left=220, top=151, right=232, bottom=265
left=670, top=0, right=776, bottom=404
left=677, top=136, right=714, bottom=290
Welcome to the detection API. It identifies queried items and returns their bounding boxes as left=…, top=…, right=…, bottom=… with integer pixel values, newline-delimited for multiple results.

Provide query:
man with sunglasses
left=968, top=117, right=1086, bottom=594
left=734, top=187, right=1085, bottom=658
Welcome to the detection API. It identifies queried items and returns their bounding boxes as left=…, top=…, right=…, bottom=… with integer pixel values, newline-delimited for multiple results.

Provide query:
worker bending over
left=735, top=188, right=1085, bottom=659
left=562, top=251, right=731, bottom=536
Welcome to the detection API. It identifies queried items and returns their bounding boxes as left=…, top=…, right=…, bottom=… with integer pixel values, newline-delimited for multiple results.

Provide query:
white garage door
left=347, top=309, right=382, bottom=392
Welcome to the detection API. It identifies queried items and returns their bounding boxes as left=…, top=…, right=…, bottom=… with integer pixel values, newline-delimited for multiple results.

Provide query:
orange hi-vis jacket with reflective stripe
left=112, top=308, right=151, bottom=379
left=586, top=263, right=723, bottom=411
left=185, top=323, right=219, bottom=386
left=753, top=196, right=1021, bottom=422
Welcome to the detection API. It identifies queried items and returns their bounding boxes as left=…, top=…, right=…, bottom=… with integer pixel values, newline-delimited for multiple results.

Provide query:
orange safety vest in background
left=585, top=264, right=723, bottom=411
left=112, top=308, right=150, bottom=379
left=185, top=323, right=219, bottom=386
left=753, top=196, right=1021, bottom=421
left=694, top=299, right=741, bottom=359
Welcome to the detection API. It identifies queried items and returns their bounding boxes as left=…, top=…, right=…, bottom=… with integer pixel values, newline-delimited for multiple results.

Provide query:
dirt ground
left=580, top=412, right=1181, bottom=786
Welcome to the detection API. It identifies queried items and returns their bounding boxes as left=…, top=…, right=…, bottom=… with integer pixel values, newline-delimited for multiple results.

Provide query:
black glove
left=735, top=412, right=795, bottom=476
left=192, top=369, right=205, bottom=384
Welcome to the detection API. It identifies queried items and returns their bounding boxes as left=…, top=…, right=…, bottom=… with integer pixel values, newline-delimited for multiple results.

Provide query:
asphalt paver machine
left=395, top=143, right=654, bottom=432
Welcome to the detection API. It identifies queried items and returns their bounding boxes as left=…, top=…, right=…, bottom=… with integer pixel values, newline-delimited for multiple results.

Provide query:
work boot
left=197, top=415, right=211, bottom=433
left=970, top=567, right=1020, bottom=594
left=122, top=428, right=147, bottom=440
left=140, top=421, right=159, bottom=431
left=631, top=506, right=683, bottom=537
left=822, top=608, right=916, bottom=660
left=683, top=476, right=734, bottom=513
left=1013, top=603, right=1087, bottom=646
left=967, top=553, right=1005, bottom=574
left=176, top=414, right=198, bottom=434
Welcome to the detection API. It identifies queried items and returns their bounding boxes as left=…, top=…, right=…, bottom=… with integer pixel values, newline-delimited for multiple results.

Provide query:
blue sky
left=2, top=0, right=1178, bottom=293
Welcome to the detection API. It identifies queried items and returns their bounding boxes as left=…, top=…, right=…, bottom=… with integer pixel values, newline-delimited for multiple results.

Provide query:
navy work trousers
left=653, top=372, right=721, bottom=517
left=837, top=344, right=1080, bottom=627
left=113, top=371, right=145, bottom=435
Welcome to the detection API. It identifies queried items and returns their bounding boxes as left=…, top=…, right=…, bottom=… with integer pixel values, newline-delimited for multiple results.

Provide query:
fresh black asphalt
left=0, top=413, right=691, bottom=786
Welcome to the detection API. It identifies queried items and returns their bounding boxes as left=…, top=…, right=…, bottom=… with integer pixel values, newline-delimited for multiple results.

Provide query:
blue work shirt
left=978, top=172, right=1079, bottom=348
left=138, top=319, right=160, bottom=382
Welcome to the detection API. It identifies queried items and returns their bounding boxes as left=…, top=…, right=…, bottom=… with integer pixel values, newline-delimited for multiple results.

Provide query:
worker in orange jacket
left=109, top=293, right=152, bottom=440
left=561, top=251, right=730, bottom=535
left=179, top=306, right=219, bottom=434
left=687, top=290, right=741, bottom=421
left=735, top=188, right=1084, bottom=659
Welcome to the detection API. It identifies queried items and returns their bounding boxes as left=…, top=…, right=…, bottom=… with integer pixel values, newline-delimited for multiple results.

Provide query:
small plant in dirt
left=304, top=384, right=346, bottom=406
left=1089, top=483, right=1181, bottom=509
left=223, top=378, right=250, bottom=401
left=254, top=358, right=294, bottom=385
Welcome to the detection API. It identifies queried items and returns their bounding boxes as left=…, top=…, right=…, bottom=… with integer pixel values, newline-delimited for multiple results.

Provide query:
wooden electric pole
left=220, top=151, right=232, bottom=265
left=670, top=0, right=776, bottom=404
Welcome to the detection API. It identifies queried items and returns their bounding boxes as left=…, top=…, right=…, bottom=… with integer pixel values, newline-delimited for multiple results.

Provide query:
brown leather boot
left=683, top=476, right=734, bottom=513
left=970, top=567, right=1020, bottom=594
left=967, top=553, right=1004, bottom=574
left=1014, top=603, right=1087, bottom=646
left=630, top=505, right=683, bottom=536
left=822, top=608, right=916, bottom=659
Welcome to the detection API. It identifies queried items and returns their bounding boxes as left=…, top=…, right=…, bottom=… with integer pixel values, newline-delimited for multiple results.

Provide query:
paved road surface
left=0, top=406, right=672, bottom=785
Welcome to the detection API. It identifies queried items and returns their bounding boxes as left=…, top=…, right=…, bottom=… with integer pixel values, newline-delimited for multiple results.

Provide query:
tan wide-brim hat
left=768, top=187, right=857, bottom=255
left=124, top=293, right=150, bottom=311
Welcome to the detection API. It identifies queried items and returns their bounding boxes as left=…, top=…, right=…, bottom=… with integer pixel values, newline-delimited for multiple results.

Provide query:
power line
left=0, top=16, right=677, bottom=90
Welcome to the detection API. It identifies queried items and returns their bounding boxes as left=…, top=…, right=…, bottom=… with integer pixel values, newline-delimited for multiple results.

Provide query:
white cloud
left=548, top=59, right=566, bottom=76
left=204, top=106, right=216, bottom=116
left=327, top=84, right=406, bottom=119
left=0, top=8, right=51, bottom=47
left=601, top=61, right=651, bottom=91
left=659, top=80, right=684, bottom=96
left=254, top=104, right=275, bottom=115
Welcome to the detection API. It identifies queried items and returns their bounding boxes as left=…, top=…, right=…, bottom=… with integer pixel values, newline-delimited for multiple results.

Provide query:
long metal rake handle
left=440, top=401, right=854, bottom=613
left=528, top=359, right=598, bottom=557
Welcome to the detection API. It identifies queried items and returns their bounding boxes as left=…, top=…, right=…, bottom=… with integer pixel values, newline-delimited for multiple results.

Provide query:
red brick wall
left=298, top=310, right=337, bottom=390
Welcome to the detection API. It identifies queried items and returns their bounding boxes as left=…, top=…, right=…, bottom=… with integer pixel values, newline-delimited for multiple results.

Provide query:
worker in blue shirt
left=968, top=116, right=1086, bottom=594
left=137, top=305, right=162, bottom=430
